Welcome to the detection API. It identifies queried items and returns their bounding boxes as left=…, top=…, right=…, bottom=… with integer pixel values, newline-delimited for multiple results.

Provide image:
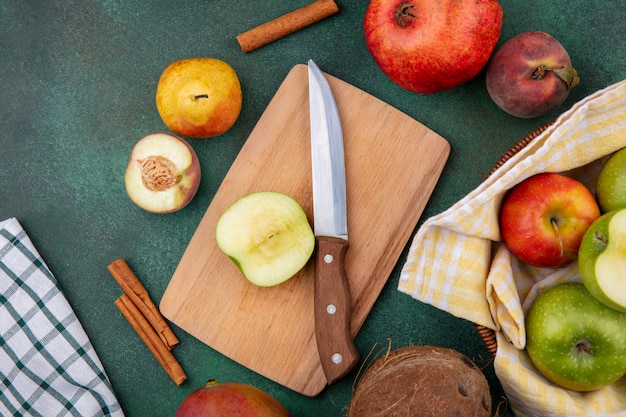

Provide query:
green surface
left=1, top=1, right=624, bottom=416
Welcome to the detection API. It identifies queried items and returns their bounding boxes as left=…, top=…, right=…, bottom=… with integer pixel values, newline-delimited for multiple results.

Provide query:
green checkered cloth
left=0, top=217, right=124, bottom=417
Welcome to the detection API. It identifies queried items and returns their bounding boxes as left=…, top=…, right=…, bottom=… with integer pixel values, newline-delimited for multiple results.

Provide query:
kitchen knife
left=308, top=59, right=360, bottom=384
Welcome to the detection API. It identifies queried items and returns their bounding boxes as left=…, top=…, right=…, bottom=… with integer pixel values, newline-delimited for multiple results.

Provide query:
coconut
left=347, top=345, right=491, bottom=417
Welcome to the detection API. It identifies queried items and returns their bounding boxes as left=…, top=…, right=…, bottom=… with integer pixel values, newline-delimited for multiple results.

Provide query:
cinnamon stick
left=115, top=294, right=187, bottom=386
left=107, top=258, right=179, bottom=349
left=236, top=0, right=339, bottom=53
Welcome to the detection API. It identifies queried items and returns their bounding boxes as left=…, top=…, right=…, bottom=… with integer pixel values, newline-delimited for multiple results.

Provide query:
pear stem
left=194, top=94, right=209, bottom=100
left=205, top=379, right=219, bottom=388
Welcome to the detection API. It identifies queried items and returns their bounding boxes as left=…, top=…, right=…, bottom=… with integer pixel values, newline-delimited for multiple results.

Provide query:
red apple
left=499, top=173, right=600, bottom=268
left=486, top=31, right=580, bottom=118
left=175, top=379, right=292, bottom=417
left=124, top=133, right=201, bottom=213
left=363, top=0, right=503, bottom=94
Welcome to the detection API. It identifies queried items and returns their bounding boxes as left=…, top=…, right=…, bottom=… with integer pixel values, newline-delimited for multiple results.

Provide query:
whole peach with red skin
left=363, top=0, right=503, bottom=94
left=174, top=380, right=292, bottom=417
left=499, top=173, right=600, bottom=268
left=486, top=31, right=580, bottom=118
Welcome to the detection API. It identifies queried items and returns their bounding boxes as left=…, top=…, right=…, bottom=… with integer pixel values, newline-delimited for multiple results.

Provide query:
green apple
left=215, top=191, right=315, bottom=287
left=579, top=208, right=626, bottom=312
left=526, top=282, right=626, bottom=391
left=596, top=147, right=626, bottom=213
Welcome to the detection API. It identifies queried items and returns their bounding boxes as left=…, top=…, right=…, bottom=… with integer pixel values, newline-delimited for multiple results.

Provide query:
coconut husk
left=347, top=345, right=491, bottom=417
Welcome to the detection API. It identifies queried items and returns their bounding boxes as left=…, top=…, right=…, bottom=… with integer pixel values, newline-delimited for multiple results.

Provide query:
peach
left=175, top=379, right=291, bottom=417
left=124, top=133, right=200, bottom=213
left=486, top=31, right=580, bottom=118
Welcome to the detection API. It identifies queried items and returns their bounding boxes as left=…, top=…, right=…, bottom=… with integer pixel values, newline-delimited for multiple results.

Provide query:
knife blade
left=308, top=59, right=359, bottom=384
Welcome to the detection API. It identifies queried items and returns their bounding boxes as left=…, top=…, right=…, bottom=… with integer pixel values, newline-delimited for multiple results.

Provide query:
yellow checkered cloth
left=399, top=78, right=626, bottom=417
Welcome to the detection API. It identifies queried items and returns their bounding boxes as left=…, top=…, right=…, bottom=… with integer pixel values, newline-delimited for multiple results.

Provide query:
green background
left=1, top=1, right=624, bottom=416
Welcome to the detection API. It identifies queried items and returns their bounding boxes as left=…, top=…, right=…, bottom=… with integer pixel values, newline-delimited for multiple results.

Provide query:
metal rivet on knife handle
left=313, top=237, right=360, bottom=384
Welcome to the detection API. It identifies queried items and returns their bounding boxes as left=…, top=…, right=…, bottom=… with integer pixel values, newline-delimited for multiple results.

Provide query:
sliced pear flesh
left=216, top=191, right=315, bottom=287
left=595, top=209, right=626, bottom=309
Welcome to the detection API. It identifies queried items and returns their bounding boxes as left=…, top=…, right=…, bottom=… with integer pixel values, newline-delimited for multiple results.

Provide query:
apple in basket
left=578, top=208, right=626, bottom=313
left=124, top=133, right=201, bottom=213
left=499, top=173, right=600, bottom=268
left=526, top=282, right=626, bottom=391
left=486, top=31, right=580, bottom=118
left=596, top=147, right=626, bottom=213
left=215, top=191, right=315, bottom=287
left=363, top=0, right=503, bottom=94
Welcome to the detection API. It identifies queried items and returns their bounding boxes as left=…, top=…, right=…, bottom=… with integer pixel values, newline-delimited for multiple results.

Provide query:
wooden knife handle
left=314, top=236, right=360, bottom=384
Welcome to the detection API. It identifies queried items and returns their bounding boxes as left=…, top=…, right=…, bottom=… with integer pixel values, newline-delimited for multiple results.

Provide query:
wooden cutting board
left=160, top=64, right=450, bottom=396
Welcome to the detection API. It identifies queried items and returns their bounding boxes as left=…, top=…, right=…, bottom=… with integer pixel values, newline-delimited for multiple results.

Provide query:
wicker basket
left=475, top=120, right=555, bottom=357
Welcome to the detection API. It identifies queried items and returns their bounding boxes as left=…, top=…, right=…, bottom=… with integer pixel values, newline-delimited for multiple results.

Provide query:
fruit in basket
left=579, top=208, right=626, bottom=313
left=363, top=0, right=503, bottom=94
left=525, top=282, right=626, bottom=391
left=216, top=191, right=315, bottom=287
left=596, top=147, right=626, bottom=213
left=156, top=57, right=242, bottom=138
left=499, top=173, right=600, bottom=268
left=347, top=345, right=491, bottom=417
left=175, top=379, right=292, bottom=417
left=486, top=31, right=580, bottom=118
left=124, top=133, right=201, bottom=213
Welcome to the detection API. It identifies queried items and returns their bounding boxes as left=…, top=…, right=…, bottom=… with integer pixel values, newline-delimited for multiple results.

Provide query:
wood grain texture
left=159, top=64, right=450, bottom=396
